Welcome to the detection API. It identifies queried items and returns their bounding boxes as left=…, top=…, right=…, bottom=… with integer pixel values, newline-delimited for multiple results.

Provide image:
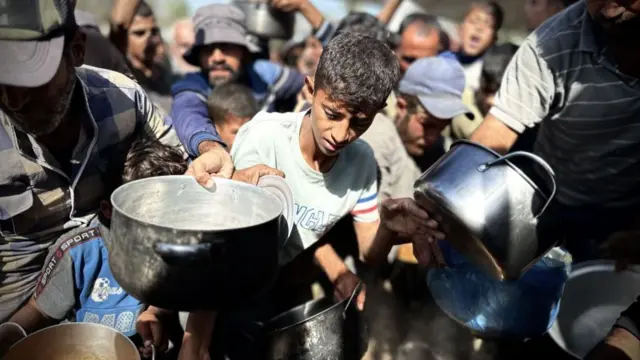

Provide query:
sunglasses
left=130, top=27, right=160, bottom=37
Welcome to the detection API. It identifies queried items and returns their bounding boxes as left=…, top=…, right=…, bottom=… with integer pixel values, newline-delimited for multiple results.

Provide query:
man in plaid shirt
left=0, top=0, right=233, bottom=322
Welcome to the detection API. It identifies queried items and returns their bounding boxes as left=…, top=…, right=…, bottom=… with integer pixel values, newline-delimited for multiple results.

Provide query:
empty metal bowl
left=549, top=261, right=640, bottom=359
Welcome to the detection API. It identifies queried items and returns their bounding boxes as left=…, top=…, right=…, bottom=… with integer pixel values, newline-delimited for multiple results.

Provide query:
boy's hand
left=380, top=198, right=446, bottom=267
left=380, top=198, right=444, bottom=240
left=333, top=271, right=366, bottom=311
left=136, top=307, right=169, bottom=358
left=188, top=141, right=234, bottom=187
left=232, top=165, right=285, bottom=185
left=602, top=230, right=640, bottom=271
left=178, top=311, right=217, bottom=360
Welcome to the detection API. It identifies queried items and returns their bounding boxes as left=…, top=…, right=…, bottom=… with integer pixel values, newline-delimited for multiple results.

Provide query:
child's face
left=308, top=80, right=376, bottom=156
left=216, top=114, right=251, bottom=150
left=460, top=7, right=496, bottom=56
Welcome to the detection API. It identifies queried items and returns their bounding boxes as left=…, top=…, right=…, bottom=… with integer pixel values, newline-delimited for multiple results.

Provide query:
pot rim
left=548, top=260, right=640, bottom=358
left=111, top=175, right=284, bottom=233
left=450, top=140, right=551, bottom=203
left=267, top=296, right=350, bottom=333
left=8, top=322, right=138, bottom=354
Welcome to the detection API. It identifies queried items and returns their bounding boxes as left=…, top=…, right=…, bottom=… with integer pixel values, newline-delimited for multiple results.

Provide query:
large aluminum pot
left=549, top=261, right=640, bottom=359
left=108, top=175, right=294, bottom=311
left=265, top=284, right=368, bottom=360
left=233, top=1, right=295, bottom=39
left=414, top=140, right=557, bottom=281
left=1, top=322, right=141, bottom=360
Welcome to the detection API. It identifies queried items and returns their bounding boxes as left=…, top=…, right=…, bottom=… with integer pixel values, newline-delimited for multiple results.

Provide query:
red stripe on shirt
left=352, top=204, right=377, bottom=215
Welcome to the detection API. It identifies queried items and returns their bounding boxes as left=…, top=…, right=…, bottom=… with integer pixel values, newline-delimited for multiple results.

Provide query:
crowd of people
left=0, top=0, right=639, bottom=360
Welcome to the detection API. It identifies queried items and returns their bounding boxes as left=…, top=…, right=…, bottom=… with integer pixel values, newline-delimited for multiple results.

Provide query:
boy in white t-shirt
left=231, top=32, right=398, bottom=305
left=179, top=32, right=444, bottom=360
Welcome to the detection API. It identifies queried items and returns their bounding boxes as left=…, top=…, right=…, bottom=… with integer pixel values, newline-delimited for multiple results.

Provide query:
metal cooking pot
left=414, top=140, right=557, bottom=281
left=233, top=1, right=295, bottom=39
left=1, top=322, right=142, bottom=360
left=108, top=175, right=294, bottom=311
left=548, top=261, right=640, bottom=359
left=265, top=283, right=368, bottom=360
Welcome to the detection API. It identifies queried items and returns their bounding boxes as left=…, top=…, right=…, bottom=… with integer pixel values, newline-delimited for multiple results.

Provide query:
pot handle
left=0, top=322, right=27, bottom=355
left=153, top=243, right=218, bottom=265
left=343, top=281, right=364, bottom=319
left=257, top=175, right=295, bottom=247
left=478, top=151, right=557, bottom=219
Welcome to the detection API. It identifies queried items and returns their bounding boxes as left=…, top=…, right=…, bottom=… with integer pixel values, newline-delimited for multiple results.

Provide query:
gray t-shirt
left=490, top=2, right=640, bottom=207
left=231, top=111, right=379, bottom=264
left=360, top=113, right=421, bottom=201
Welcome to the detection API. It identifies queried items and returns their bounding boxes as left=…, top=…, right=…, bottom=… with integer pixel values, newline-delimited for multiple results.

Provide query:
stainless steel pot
left=548, top=261, right=640, bottom=359
left=414, top=140, right=557, bottom=281
left=108, top=175, right=294, bottom=311
left=1, top=322, right=143, bottom=360
left=265, top=284, right=368, bottom=360
left=233, top=1, right=295, bottom=39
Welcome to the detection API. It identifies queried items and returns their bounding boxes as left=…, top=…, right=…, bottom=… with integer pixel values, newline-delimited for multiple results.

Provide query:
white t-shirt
left=231, top=111, right=380, bottom=264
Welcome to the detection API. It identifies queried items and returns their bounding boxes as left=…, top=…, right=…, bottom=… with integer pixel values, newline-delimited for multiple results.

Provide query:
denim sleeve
left=170, top=91, right=224, bottom=157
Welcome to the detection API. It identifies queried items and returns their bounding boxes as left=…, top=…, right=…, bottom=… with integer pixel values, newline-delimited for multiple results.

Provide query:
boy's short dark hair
left=103, top=138, right=188, bottom=199
left=207, top=83, right=259, bottom=124
left=314, top=32, right=400, bottom=115
left=122, top=140, right=188, bottom=184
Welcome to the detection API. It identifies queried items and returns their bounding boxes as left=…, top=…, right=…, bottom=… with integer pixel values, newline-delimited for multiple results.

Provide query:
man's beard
left=6, top=74, right=77, bottom=137
left=205, top=64, right=242, bottom=86
left=595, top=11, right=640, bottom=43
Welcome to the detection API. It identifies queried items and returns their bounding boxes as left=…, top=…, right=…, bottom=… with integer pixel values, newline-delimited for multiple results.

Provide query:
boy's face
left=460, top=7, right=496, bottom=56
left=216, top=114, right=251, bottom=150
left=307, top=78, right=376, bottom=156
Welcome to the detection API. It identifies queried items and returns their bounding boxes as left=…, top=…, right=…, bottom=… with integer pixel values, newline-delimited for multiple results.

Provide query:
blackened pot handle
left=154, top=243, right=214, bottom=265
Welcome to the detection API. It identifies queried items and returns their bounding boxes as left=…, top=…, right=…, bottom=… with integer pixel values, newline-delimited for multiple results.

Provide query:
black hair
left=103, top=138, right=188, bottom=200
left=207, top=83, right=259, bottom=124
left=314, top=32, right=400, bottom=114
left=468, top=2, right=505, bottom=32
left=398, top=12, right=449, bottom=53
left=477, top=42, right=519, bottom=114
left=334, top=12, right=400, bottom=49
left=135, top=1, right=155, bottom=18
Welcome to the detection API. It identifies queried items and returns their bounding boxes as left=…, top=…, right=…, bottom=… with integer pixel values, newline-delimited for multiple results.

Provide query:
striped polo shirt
left=0, top=65, right=182, bottom=321
left=490, top=1, right=640, bottom=207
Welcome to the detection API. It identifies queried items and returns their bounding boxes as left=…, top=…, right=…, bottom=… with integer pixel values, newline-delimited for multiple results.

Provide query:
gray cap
left=184, top=4, right=260, bottom=66
left=0, top=0, right=76, bottom=87
left=398, top=55, right=474, bottom=120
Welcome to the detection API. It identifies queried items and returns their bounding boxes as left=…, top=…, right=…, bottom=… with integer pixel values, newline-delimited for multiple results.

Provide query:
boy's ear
left=304, top=76, right=315, bottom=97
left=100, top=200, right=113, bottom=220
